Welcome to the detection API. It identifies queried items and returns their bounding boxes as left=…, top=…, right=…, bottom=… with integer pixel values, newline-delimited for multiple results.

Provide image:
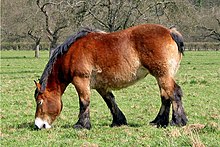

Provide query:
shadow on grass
left=128, top=123, right=143, bottom=128
left=60, top=122, right=143, bottom=129
left=1, top=56, right=35, bottom=60
left=17, top=122, right=35, bottom=131
left=1, top=70, right=42, bottom=75
left=61, top=124, right=74, bottom=129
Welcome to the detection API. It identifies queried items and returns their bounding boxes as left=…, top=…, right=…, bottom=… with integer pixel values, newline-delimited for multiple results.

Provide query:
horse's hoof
left=111, top=118, right=127, bottom=127
left=74, top=124, right=84, bottom=129
left=149, top=119, right=157, bottom=125
left=170, top=113, right=188, bottom=127
left=73, top=123, right=91, bottom=130
left=110, top=121, right=127, bottom=127
left=170, top=118, right=187, bottom=127
left=149, top=119, right=168, bottom=128
left=150, top=122, right=168, bottom=128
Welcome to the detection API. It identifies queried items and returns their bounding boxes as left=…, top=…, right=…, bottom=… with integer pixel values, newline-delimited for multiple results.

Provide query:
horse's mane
left=39, top=28, right=103, bottom=92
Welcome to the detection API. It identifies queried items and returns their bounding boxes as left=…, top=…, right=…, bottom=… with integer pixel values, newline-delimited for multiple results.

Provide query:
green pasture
left=0, top=50, right=220, bottom=146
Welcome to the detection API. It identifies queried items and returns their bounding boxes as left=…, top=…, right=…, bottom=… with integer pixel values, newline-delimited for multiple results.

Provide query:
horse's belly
left=90, top=64, right=149, bottom=90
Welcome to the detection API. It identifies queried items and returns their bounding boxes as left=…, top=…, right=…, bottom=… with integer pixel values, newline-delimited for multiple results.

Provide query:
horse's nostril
left=43, top=124, right=46, bottom=128
left=34, top=125, right=40, bottom=130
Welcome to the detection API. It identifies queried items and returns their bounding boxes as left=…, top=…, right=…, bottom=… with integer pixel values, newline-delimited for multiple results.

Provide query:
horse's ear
left=34, top=80, right=41, bottom=92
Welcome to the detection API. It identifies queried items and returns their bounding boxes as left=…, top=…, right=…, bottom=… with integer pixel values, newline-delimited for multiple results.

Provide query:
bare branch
left=36, top=0, right=53, bottom=36
left=88, top=9, right=109, bottom=29
left=216, top=18, right=220, bottom=26
left=36, top=0, right=69, bottom=54
left=196, top=25, right=220, bottom=41
left=54, top=24, right=68, bottom=35
left=28, top=30, right=37, bottom=41
left=28, top=30, right=41, bottom=46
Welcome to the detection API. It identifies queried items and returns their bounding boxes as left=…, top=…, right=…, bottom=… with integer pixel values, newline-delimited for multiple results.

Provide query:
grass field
left=1, top=50, right=220, bottom=146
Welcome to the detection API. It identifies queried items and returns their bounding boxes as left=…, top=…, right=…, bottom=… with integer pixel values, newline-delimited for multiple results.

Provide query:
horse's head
left=34, top=81, right=62, bottom=130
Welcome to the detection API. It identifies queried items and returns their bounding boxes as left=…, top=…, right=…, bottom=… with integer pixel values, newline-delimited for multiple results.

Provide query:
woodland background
left=1, top=0, right=220, bottom=54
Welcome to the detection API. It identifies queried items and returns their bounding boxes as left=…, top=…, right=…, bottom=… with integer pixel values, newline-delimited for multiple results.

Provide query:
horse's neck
left=46, top=82, right=67, bottom=96
left=46, top=73, right=68, bottom=96
left=46, top=55, right=70, bottom=96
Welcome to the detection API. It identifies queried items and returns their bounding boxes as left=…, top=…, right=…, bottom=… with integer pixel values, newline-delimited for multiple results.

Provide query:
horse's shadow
left=61, top=122, right=143, bottom=129
left=16, top=122, right=143, bottom=130
left=17, top=122, right=35, bottom=130
left=128, top=123, right=143, bottom=128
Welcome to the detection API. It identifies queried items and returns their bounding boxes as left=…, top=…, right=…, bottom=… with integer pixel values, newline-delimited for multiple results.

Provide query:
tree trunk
left=49, top=36, right=58, bottom=58
left=35, top=44, right=40, bottom=58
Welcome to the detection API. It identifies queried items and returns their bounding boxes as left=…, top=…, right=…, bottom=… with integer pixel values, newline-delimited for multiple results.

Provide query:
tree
left=195, top=6, right=220, bottom=42
left=35, top=0, right=90, bottom=57
left=83, top=0, right=145, bottom=32
left=1, top=0, right=220, bottom=51
left=1, top=0, right=30, bottom=43
left=1, top=0, right=45, bottom=53
left=82, top=0, right=182, bottom=32
left=36, top=0, right=69, bottom=57
left=196, top=19, right=220, bottom=42
left=28, top=30, right=42, bottom=58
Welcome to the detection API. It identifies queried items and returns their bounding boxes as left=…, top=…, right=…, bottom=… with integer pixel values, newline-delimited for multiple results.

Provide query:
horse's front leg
left=73, top=77, right=91, bottom=130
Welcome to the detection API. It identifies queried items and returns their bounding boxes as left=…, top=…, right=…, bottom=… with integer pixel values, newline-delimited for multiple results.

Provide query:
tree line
left=1, top=0, right=220, bottom=57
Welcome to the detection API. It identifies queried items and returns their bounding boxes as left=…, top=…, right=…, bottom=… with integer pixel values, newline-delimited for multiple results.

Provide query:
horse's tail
left=170, top=26, right=184, bottom=55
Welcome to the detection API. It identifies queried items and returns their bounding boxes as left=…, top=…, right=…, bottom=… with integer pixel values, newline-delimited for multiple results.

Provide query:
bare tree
left=1, top=0, right=220, bottom=50
left=84, top=0, right=146, bottom=32
left=35, top=0, right=90, bottom=57
left=1, top=0, right=29, bottom=43
left=196, top=19, right=220, bottom=41
left=28, top=30, right=42, bottom=58
left=82, top=0, right=186, bottom=32
left=1, top=0, right=45, bottom=53
left=36, top=0, right=70, bottom=57
left=194, top=5, right=220, bottom=42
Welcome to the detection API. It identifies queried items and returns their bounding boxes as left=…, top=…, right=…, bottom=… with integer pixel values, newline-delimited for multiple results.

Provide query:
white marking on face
left=35, top=117, right=51, bottom=129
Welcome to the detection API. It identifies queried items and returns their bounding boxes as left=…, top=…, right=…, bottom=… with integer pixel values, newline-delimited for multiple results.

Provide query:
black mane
left=39, top=28, right=102, bottom=92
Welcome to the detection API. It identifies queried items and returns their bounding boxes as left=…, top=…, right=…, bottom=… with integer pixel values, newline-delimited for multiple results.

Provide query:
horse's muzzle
left=34, top=117, right=51, bottom=130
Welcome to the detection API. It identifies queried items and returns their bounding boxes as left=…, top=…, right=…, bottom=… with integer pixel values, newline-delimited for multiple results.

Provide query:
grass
left=0, top=50, right=220, bottom=146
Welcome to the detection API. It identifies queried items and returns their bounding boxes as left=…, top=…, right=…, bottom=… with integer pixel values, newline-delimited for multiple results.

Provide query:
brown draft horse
left=34, top=24, right=187, bottom=130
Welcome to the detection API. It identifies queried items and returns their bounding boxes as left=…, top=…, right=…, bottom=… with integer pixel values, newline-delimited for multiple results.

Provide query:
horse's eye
left=37, top=99, right=43, bottom=106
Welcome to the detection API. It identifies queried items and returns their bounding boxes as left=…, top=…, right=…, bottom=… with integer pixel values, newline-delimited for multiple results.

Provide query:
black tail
left=170, top=27, right=184, bottom=55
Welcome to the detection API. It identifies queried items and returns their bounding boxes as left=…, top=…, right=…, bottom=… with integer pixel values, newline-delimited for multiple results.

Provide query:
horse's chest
left=90, top=61, right=149, bottom=90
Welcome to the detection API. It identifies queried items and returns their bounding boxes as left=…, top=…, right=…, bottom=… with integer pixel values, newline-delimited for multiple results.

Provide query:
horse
left=34, top=24, right=188, bottom=130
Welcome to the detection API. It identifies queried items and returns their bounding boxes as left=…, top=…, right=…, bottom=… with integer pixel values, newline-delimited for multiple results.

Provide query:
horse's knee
left=159, top=81, right=182, bottom=102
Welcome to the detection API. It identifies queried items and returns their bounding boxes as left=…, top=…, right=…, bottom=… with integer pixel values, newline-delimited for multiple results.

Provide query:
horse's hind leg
left=97, top=89, right=127, bottom=127
left=151, top=76, right=187, bottom=127
left=170, top=83, right=188, bottom=126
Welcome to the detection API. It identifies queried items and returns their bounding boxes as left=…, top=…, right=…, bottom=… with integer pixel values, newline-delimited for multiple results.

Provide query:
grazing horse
left=34, top=24, right=188, bottom=130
